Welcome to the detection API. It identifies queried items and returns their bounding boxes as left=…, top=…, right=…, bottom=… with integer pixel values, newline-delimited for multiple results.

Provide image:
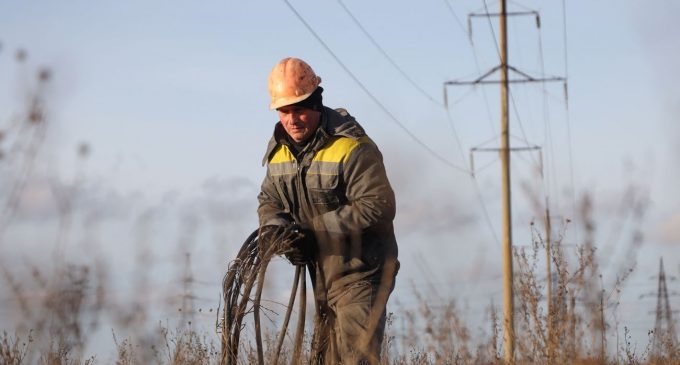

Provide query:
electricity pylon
left=444, top=1, right=565, bottom=362
left=652, top=257, right=677, bottom=357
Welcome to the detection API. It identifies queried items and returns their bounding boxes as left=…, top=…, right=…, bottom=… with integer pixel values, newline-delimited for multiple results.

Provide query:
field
left=1, top=37, right=679, bottom=365
left=1, top=213, right=679, bottom=364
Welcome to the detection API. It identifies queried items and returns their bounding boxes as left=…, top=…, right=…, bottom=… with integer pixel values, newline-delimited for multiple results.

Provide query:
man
left=257, top=57, right=399, bottom=364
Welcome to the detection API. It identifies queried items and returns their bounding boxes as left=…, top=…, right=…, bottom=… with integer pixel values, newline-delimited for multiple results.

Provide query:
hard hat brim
left=269, top=89, right=316, bottom=110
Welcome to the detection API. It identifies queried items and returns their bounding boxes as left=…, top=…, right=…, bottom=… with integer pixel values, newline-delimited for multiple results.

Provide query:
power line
left=471, top=177, right=501, bottom=245
left=561, top=0, right=570, bottom=83
left=282, top=0, right=468, bottom=174
left=481, top=0, right=502, bottom=60
left=337, top=0, right=443, bottom=107
left=473, top=1, right=561, bottom=223
left=444, top=2, right=547, bottom=250
left=336, top=0, right=479, bottom=177
left=283, top=0, right=502, bottom=248
left=477, top=1, right=542, bottom=171
left=508, top=90, right=540, bottom=166
left=337, top=0, right=486, bottom=175
left=536, top=22, right=562, bottom=215
left=438, top=2, right=508, bottom=247
left=442, top=0, right=497, bottom=135
left=443, top=104, right=468, bottom=162
left=469, top=2, right=547, bottom=246
left=441, top=0, right=468, bottom=36
left=338, top=0, right=502, bottom=247
left=443, top=105, right=501, bottom=246
left=342, top=3, right=502, bottom=257
left=499, top=16, right=549, bottom=218
left=561, top=0, right=578, bottom=233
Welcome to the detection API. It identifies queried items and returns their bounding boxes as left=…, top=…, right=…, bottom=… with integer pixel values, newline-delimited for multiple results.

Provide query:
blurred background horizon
left=1, top=0, right=679, bottom=361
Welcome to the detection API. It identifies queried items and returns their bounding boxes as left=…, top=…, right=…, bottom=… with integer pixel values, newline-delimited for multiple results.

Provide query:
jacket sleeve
left=311, top=139, right=395, bottom=234
left=257, top=169, right=293, bottom=227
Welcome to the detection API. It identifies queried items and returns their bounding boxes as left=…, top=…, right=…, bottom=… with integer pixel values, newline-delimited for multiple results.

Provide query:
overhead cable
left=441, top=0, right=469, bottom=37
left=562, top=0, right=578, bottom=237
left=442, top=0, right=497, bottom=134
left=338, top=0, right=443, bottom=107
left=537, top=24, right=560, bottom=214
left=481, top=0, right=502, bottom=61
left=284, top=0, right=502, bottom=247
left=282, top=0, right=469, bottom=174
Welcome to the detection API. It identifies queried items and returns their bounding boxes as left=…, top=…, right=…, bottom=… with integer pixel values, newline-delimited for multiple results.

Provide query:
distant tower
left=180, top=252, right=196, bottom=322
left=652, top=257, right=676, bottom=356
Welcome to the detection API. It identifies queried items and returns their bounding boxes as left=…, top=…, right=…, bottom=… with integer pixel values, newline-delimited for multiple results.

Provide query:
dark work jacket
left=258, top=107, right=399, bottom=304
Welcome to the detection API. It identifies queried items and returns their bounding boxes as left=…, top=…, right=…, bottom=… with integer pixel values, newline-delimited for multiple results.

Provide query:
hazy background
left=1, top=0, right=679, bottom=360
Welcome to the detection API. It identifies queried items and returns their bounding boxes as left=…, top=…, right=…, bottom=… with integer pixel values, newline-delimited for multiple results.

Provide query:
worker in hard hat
left=258, top=57, right=399, bottom=364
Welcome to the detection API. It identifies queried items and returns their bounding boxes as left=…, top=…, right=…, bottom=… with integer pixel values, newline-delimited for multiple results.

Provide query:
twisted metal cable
left=219, top=227, right=307, bottom=365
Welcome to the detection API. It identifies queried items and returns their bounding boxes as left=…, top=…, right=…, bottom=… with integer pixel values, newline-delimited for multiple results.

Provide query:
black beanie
left=289, top=86, right=324, bottom=112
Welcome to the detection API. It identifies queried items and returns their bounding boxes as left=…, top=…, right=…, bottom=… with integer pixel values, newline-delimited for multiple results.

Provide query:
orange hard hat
left=268, top=57, right=321, bottom=110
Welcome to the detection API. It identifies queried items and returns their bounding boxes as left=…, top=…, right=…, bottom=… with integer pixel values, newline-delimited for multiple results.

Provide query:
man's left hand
left=282, top=225, right=316, bottom=265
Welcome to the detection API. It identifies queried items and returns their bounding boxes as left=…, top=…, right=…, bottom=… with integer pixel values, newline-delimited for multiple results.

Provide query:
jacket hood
left=262, top=107, right=366, bottom=165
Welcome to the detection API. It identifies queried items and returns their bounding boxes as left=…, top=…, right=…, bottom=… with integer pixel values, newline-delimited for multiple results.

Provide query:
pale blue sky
left=1, top=0, right=679, bottom=357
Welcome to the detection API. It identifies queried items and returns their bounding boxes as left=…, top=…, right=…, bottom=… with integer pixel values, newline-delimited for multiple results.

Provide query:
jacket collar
left=262, top=107, right=366, bottom=165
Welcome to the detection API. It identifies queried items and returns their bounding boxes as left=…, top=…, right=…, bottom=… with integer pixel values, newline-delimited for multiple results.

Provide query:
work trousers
left=314, top=280, right=391, bottom=365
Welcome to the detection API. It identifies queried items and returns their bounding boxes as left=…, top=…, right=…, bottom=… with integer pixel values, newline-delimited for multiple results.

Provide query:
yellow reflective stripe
left=312, top=136, right=366, bottom=163
left=307, top=161, right=338, bottom=175
left=269, top=162, right=296, bottom=176
left=269, top=145, right=295, bottom=164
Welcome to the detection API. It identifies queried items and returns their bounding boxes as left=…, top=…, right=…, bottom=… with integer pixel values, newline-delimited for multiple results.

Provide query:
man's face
left=277, top=105, right=321, bottom=143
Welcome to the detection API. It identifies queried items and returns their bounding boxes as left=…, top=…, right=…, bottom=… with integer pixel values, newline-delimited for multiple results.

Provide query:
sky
left=1, top=0, right=679, bottom=358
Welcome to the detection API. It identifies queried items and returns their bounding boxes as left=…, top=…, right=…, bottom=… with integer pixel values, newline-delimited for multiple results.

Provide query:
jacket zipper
left=293, top=157, right=301, bottom=221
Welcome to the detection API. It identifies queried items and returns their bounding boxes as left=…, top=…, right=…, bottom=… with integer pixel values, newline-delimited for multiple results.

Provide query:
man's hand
left=281, top=225, right=316, bottom=266
left=258, top=224, right=316, bottom=265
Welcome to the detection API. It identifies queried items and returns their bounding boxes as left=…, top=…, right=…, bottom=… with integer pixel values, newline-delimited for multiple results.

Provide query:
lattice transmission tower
left=652, top=257, right=677, bottom=356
